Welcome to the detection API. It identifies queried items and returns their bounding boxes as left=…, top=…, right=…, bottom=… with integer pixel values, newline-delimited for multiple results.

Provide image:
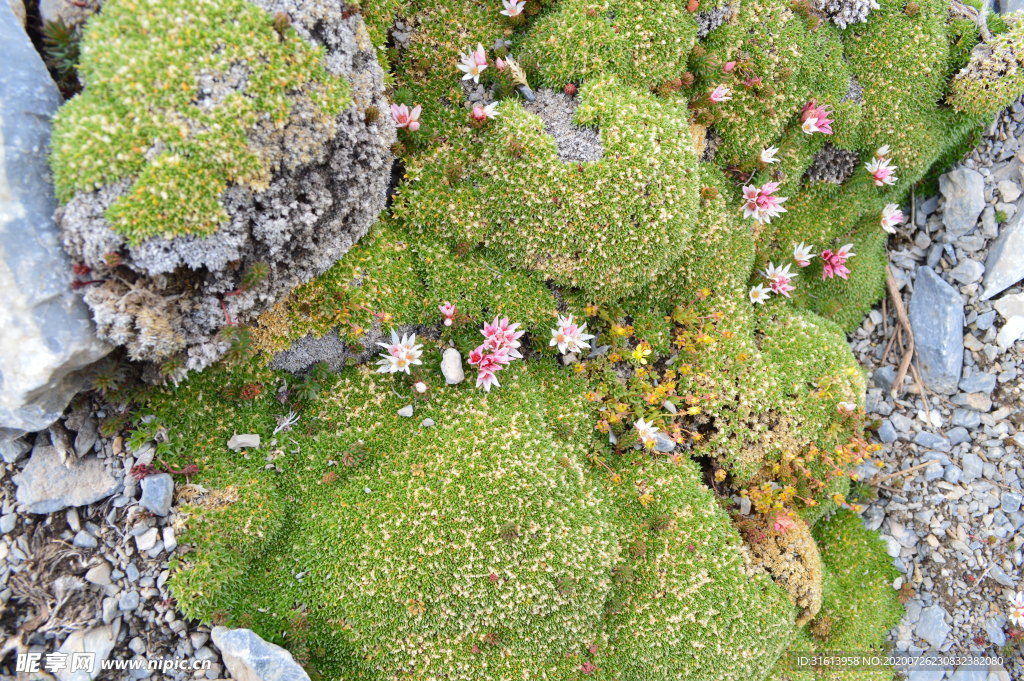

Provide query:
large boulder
left=0, top=4, right=110, bottom=452
left=53, top=0, right=395, bottom=376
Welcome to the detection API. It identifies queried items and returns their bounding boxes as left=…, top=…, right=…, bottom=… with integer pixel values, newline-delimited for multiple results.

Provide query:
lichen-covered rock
left=0, top=3, right=110, bottom=448
left=812, top=0, right=880, bottom=29
left=212, top=627, right=311, bottom=681
left=948, top=13, right=1024, bottom=115
left=52, top=0, right=395, bottom=374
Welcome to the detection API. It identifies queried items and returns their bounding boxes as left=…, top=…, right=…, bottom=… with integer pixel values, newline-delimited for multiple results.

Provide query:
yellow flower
left=608, top=352, right=622, bottom=363
left=631, top=343, right=652, bottom=365
left=638, top=492, right=654, bottom=507
left=686, top=406, right=701, bottom=415
left=585, top=303, right=599, bottom=316
left=714, top=469, right=727, bottom=482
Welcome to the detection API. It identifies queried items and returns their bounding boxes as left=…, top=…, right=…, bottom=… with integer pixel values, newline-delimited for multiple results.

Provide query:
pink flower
left=792, top=242, right=816, bottom=268
left=723, top=61, right=737, bottom=73
left=1009, top=592, right=1024, bottom=628
left=471, top=102, right=500, bottom=122
left=500, top=0, right=526, bottom=16
left=764, top=261, right=797, bottom=298
left=549, top=314, right=595, bottom=354
left=467, top=317, right=524, bottom=391
left=495, top=57, right=507, bottom=71
left=743, top=76, right=763, bottom=88
left=709, top=85, right=732, bottom=103
left=821, top=243, right=856, bottom=280
left=800, top=99, right=834, bottom=135
left=439, top=302, right=456, bottom=326
left=880, top=203, right=904, bottom=234
left=772, top=511, right=797, bottom=534
left=866, top=156, right=898, bottom=187
left=741, top=181, right=788, bottom=224
left=391, top=104, right=421, bottom=132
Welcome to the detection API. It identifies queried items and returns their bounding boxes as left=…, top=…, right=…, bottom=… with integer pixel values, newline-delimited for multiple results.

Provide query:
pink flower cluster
left=741, top=181, right=788, bottom=224
left=468, top=317, right=523, bottom=391
left=820, top=244, right=856, bottom=280
left=801, top=99, right=834, bottom=135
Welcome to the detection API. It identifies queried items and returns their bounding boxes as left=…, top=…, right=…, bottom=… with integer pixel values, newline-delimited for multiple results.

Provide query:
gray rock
left=985, top=617, right=1006, bottom=647
left=0, top=4, right=110, bottom=451
left=0, top=512, right=15, bottom=534
left=943, top=465, right=963, bottom=484
left=949, top=258, right=984, bottom=285
left=959, top=371, right=996, bottom=394
left=397, top=405, right=414, bottom=418
left=0, top=436, right=29, bottom=464
left=962, top=453, right=984, bottom=482
left=227, top=434, right=260, bottom=451
left=212, top=626, right=311, bottom=681
left=989, top=564, right=1015, bottom=587
left=73, top=530, right=98, bottom=549
left=909, top=267, right=964, bottom=394
left=952, top=408, right=982, bottom=429
left=85, top=562, right=112, bottom=586
left=13, top=444, right=118, bottom=513
left=913, top=432, right=950, bottom=451
left=38, top=0, right=97, bottom=28
left=872, top=366, right=898, bottom=392
left=1002, top=491, right=1023, bottom=514
left=440, top=348, right=465, bottom=385
left=119, top=589, right=141, bottom=611
left=946, top=427, right=970, bottom=445
left=981, top=210, right=1024, bottom=300
left=993, top=292, right=1024, bottom=350
left=915, top=604, right=951, bottom=648
left=135, top=527, right=159, bottom=552
left=162, top=525, right=177, bottom=552
left=878, top=419, right=898, bottom=443
left=56, top=624, right=117, bottom=681
left=139, top=473, right=174, bottom=516
left=998, top=179, right=1022, bottom=202
left=420, top=418, right=435, bottom=428
left=653, top=433, right=676, bottom=453
left=940, top=167, right=985, bottom=238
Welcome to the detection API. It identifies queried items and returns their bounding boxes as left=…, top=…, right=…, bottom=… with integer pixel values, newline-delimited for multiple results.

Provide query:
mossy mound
left=148, top=359, right=796, bottom=680
left=82, top=0, right=1024, bottom=677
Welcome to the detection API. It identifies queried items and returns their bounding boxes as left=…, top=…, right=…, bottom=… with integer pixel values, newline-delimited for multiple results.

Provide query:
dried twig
left=885, top=265, right=915, bottom=398
left=868, top=460, right=933, bottom=486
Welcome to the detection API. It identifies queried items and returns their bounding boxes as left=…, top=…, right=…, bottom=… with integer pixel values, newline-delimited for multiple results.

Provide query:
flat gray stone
left=1001, top=491, right=1022, bottom=514
left=982, top=210, right=1024, bottom=300
left=962, top=453, right=984, bottom=482
left=940, top=167, right=985, bottom=238
left=0, top=4, right=110, bottom=451
left=139, top=473, right=173, bottom=516
left=72, top=530, right=97, bottom=548
left=878, top=419, right=898, bottom=443
left=653, top=433, right=676, bottom=453
left=915, top=604, right=951, bottom=649
left=13, top=444, right=118, bottom=513
left=212, top=626, right=311, bottom=681
left=227, top=434, right=260, bottom=451
left=56, top=624, right=117, bottom=681
left=909, top=267, right=964, bottom=394
left=949, top=258, right=984, bottom=285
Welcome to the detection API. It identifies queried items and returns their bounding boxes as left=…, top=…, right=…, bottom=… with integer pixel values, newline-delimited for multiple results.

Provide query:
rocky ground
left=849, top=100, right=1024, bottom=680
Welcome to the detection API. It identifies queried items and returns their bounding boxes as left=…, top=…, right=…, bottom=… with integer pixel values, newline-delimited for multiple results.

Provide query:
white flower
left=457, top=44, right=488, bottom=83
left=549, top=314, right=595, bottom=354
left=749, top=284, right=772, bottom=305
left=875, top=144, right=891, bottom=159
left=1008, top=592, right=1024, bottom=628
left=500, top=0, right=526, bottom=16
left=376, top=329, right=423, bottom=374
left=880, top=203, right=905, bottom=234
left=837, top=401, right=857, bottom=413
left=634, top=418, right=659, bottom=445
left=760, top=146, right=780, bottom=164
left=793, top=242, right=816, bottom=267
